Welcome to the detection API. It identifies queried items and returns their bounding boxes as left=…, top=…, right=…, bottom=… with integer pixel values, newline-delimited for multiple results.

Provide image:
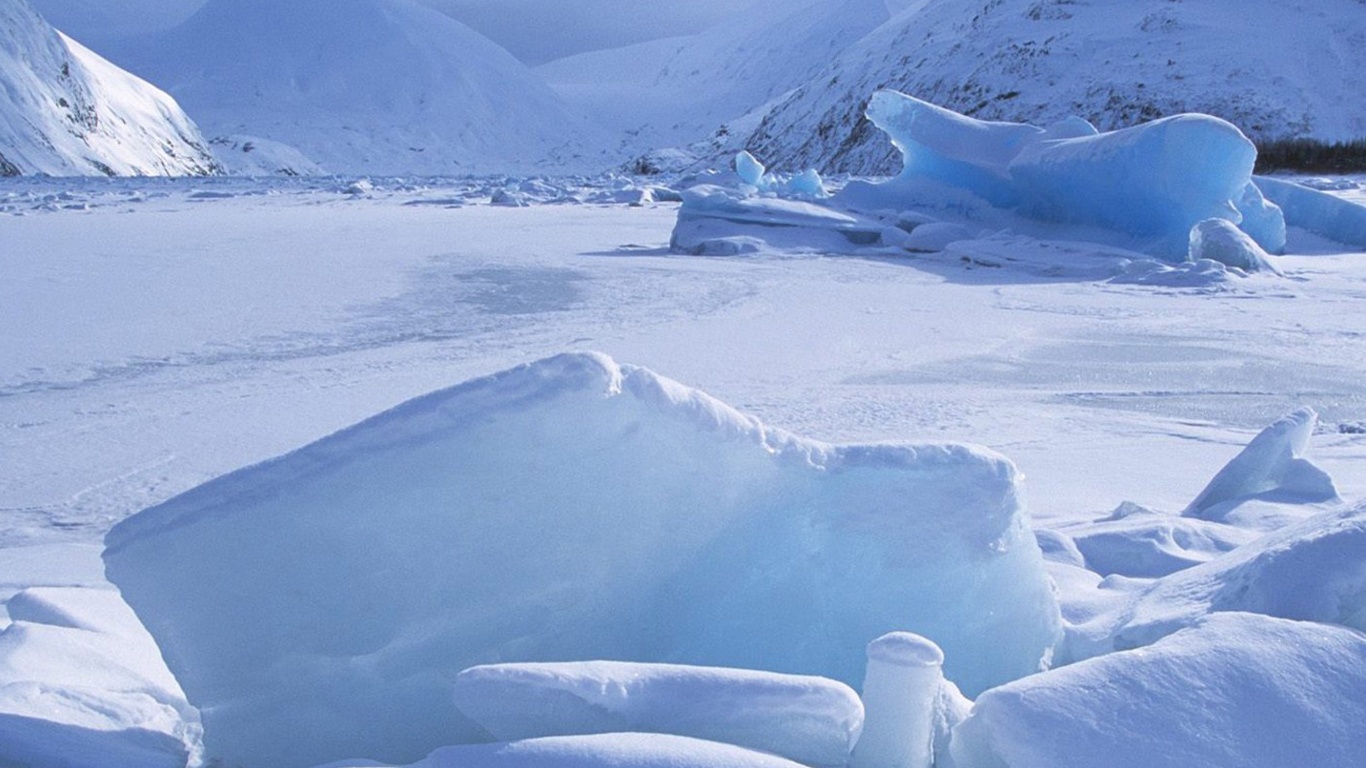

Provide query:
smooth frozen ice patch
left=104, top=352, right=1059, bottom=768
left=452, top=661, right=860, bottom=768
left=1185, top=407, right=1338, bottom=522
left=0, top=587, right=201, bottom=768
left=951, top=612, right=1366, bottom=768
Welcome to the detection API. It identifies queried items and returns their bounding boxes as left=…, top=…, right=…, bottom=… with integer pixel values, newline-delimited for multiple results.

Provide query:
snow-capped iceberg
left=452, top=661, right=861, bottom=768
left=104, top=352, right=1059, bottom=768
left=0, top=0, right=218, bottom=176
left=850, top=90, right=1283, bottom=259
left=951, top=612, right=1366, bottom=768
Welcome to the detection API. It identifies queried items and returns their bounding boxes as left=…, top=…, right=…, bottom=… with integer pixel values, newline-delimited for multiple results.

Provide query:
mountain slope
left=739, top=0, right=1366, bottom=175
left=118, top=0, right=610, bottom=175
left=538, top=0, right=892, bottom=159
left=0, top=0, right=218, bottom=177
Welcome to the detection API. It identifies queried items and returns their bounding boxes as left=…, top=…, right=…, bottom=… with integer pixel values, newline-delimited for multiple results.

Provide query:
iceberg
left=851, top=91, right=1285, bottom=259
left=452, top=661, right=861, bottom=768
left=104, top=352, right=1060, bottom=768
left=951, top=612, right=1366, bottom=768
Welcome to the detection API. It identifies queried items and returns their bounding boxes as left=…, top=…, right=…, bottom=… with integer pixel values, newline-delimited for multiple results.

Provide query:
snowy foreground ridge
left=61, top=347, right=1366, bottom=768
left=104, top=352, right=1058, bottom=768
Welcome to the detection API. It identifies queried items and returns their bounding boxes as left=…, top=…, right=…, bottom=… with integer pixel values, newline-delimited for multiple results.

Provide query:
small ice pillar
left=851, top=632, right=945, bottom=768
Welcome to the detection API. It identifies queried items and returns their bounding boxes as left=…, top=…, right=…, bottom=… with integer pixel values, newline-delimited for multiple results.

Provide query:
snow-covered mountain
left=538, top=0, right=893, bottom=160
left=0, top=0, right=218, bottom=177
left=115, top=0, right=612, bottom=175
left=736, top=0, right=1366, bottom=174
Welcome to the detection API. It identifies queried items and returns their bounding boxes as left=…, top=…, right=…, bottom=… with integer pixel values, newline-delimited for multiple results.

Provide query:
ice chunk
left=672, top=186, right=884, bottom=254
left=452, top=661, right=860, bottom=768
left=1118, top=501, right=1366, bottom=648
left=1185, top=408, right=1337, bottom=521
left=735, top=150, right=767, bottom=187
left=1255, top=175, right=1366, bottom=249
left=1234, top=182, right=1287, bottom=255
left=0, top=587, right=201, bottom=768
left=105, top=353, right=1060, bottom=768
left=951, top=612, right=1366, bottom=768
left=851, top=633, right=943, bottom=768
left=1188, top=218, right=1279, bottom=274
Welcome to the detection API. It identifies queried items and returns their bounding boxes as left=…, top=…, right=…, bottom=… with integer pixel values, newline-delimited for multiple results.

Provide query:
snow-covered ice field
left=3, top=172, right=1366, bottom=766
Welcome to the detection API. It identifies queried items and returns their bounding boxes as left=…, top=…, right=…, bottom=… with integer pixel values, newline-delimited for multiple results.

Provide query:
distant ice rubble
left=671, top=90, right=1366, bottom=281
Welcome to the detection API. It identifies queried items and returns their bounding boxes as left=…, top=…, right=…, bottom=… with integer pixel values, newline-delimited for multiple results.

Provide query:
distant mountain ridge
left=735, top=0, right=1366, bottom=175
left=0, top=0, right=218, bottom=177
left=113, top=0, right=612, bottom=175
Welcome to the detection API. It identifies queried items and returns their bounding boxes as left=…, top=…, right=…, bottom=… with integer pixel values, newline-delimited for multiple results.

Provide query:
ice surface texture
left=857, top=90, right=1283, bottom=259
left=951, top=612, right=1366, bottom=768
left=1255, top=175, right=1366, bottom=249
left=104, top=352, right=1059, bottom=768
left=453, top=661, right=861, bottom=767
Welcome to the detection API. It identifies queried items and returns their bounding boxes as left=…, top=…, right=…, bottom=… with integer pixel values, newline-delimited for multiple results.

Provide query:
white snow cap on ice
left=452, top=660, right=862, bottom=768
left=104, top=352, right=1059, bottom=768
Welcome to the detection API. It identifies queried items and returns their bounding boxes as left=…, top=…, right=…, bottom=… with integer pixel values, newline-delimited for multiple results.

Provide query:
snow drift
left=0, top=0, right=217, bottom=177
left=0, top=587, right=201, bottom=768
left=951, top=612, right=1366, bottom=768
left=104, top=352, right=1059, bottom=768
left=113, top=0, right=609, bottom=175
left=1117, top=501, right=1366, bottom=649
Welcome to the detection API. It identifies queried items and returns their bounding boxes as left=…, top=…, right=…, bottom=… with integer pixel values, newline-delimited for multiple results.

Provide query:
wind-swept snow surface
left=0, top=0, right=217, bottom=177
left=952, top=613, right=1366, bottom=768
left=116, top=0, right=609, bottom=175
left=105, top=352, right=1059, bottom=768
left=741, top=0, right=1366, bottom=175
